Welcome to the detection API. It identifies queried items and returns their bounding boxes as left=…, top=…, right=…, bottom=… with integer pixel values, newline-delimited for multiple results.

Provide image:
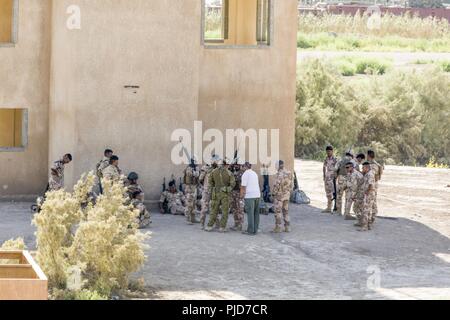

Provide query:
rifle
left=161, top=177, right=169, bottom=214
left=179, top=177, right=184, bottom=193
left=332, top=177, right=338, bottom=212
left=293, top=171, right=300, bottom=191
left=162, top=177, right=167, bottom=192
left=262, top=165, right=271, bottom=203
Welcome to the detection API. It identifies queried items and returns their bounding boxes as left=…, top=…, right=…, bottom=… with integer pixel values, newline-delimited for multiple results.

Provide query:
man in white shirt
left=240, top=162, right=261, bottom=235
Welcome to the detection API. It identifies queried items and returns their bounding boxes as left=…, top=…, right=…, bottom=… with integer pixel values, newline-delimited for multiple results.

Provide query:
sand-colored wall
left=0, top=0, right=51, bottom=197
left=199, top=0, right=298, bottom=172
left=49, top=0, right=201, bottom=198
left=0, top=0, right=13, bottom=43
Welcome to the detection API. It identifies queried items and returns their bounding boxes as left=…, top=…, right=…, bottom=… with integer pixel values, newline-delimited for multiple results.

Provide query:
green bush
left=296, top=59, right=450, bottom=166
left=439, top=61, right=450, bottom=72
left=354, top=58, right=390, bottom=75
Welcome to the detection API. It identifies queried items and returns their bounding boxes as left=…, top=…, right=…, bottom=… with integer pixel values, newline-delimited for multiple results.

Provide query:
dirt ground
left=1, top=159, right=450, bottom=300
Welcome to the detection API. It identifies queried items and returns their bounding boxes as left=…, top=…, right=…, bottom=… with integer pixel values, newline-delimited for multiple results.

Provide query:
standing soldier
left=272, top=160, right=293, bottom=233
left=159, top=181, right=186, bottom=215
left=322, top=146, right=337, bottom=213
left=358, top=162, right=376, bottom=231
left=183, top=158, right=200, bottom=225
left=102, top=155, right=123, bottom=183
left=334, top=151, right=354, bottom=215
left=205, top=158, right=236, bottom=233
left=355, top=153, right=366, bottom=172
left=48, top=154, right=73, bottom=191
left=230, top=162, right=245, bottom=232
left=125, top=172, right=151, bottom=229
left=95, top=149, right=113, bottom=194
left=367, top=150, right=383, bottom=224
left=344, top=162, right=363, bottom=220
left=199, top=156, right=219, bottom=230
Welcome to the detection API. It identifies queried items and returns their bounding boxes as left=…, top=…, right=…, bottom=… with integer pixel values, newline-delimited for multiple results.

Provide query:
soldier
left=159, top=181, right=186, bottom=215
left=355, top=153, right=366, bottom=172
left=95, top=149, right=113, bottom=194
left=102, top=155, right=122, bottom=182
left=334, top=151, right=354, bottom=215
left=367, top=150, right=383, bottom=223
left=205, top=158, right=236, bottom=233
left=322, top=146, right=337, bottom=213
left=272, top=160, right=293, bottom=233
left=358, top=162, right=376, bottom=231
left=230, top=162, right=245, bottom=232
left=344, top=162, right=363, bottom=220
left=48, top=154, right=73, bottom=191
left=124, top=172, right=151, bottom=229
left=183, top=158, right=200, bottom=225
left=199, top=156, right=219, bottom=230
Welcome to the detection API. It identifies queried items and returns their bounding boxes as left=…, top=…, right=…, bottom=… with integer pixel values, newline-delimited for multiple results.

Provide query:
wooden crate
left=0, top=250, right=48, bottom=300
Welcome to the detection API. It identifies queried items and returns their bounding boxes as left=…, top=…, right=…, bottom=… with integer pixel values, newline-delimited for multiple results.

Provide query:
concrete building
left=0, top=0, right=297, bottom=200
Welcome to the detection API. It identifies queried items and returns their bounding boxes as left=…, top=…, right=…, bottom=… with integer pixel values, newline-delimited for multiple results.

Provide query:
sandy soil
left=1, top=159, right=450, bottom=300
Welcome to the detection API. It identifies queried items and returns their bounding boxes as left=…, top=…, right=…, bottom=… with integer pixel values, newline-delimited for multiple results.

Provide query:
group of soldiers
left=47, top=149, right=295, bottom=234
left=159, top=155, right=294, bottom=234
left=47, top=149, right=152, bottom=229
left=323, top=146, right=383, bottom=231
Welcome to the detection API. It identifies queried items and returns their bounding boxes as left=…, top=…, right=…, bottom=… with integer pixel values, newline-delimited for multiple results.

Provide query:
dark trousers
left=245, top=198, right=260, bottom=234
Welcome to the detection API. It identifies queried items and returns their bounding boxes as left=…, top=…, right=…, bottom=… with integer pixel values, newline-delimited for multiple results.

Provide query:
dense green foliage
left=296, top=59, right=450, bottom=166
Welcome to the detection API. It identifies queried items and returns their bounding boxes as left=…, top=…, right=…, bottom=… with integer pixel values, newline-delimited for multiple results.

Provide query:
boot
left=230, top=225, right=242, bottom=232
left=345, top=215, right=356, bottom=221
left=284, top=226, right=291, bottom=233
left=358, top=227, right=369, bottom=232
left=271, top=226, right=282, bottom=233
left=322, top=200, right=332, bottom=213
left=219, top=228, right=228, bottom=233
left=204, top=226, right=213, bottom=232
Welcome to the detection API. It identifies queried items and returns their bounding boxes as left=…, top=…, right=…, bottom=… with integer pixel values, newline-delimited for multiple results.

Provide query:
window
left=203, top=0, right=272, bottom=46
left=0, top=0, right=17, bottom=44
left=0, top=108, right=27, bottom=150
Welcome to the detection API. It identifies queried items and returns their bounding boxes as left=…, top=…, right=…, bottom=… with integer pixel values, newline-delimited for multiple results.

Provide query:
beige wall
left=0, top=0, right=13, bottom=43
left=0, top=0, right=51, bottom=197
left=199, top=0, right=298, bottom=172
left=49, top=0, right=201, bottom=198
left=1, top=0, right=297, bottom=199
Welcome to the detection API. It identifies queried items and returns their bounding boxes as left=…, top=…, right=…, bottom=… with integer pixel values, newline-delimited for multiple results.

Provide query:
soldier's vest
left=212, top=168, right=233, bottom=194
left=184, top=167, right=199, bottom=185
left=233, top=170, right=244, bottom=191
left=337, top=159, right=349, bottom=176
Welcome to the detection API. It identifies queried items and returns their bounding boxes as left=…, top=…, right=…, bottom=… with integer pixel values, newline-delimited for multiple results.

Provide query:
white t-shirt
left=241, top=169, right=261, bottom=199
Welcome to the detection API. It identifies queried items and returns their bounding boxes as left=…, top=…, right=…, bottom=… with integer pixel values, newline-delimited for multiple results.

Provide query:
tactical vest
left=184, top=167, right=199, bottom=185
left=337, top=159, right=348, bottom=176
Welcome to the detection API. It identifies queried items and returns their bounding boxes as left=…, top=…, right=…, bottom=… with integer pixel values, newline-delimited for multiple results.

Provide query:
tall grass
left=298, top=12, right=450, bottom=52
left=299, top=12, right=450, bottom=39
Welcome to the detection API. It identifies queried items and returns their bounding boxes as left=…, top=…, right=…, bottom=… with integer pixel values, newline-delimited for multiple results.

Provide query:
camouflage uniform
left=323, top=156, right=337, bottom=211
left=230, top=166, right=245, bottom=230
left=183, top=165, right=200, bottom=223
left=272, top=168, right=293, bottom=231
left=359, top=169, right=376, bottom=230
left=345, top=170, right=363, bottom=217
left=125, top=181, right=151, bottom=229
left=102, top=164, right=122, bottom=182
left=131, top=199, right=152, bottom=229
left=207, top=167, right=236, bottom=230
left=48, top=159, right=65, bottom=191
left=369, top=160, right=383, bottom=222
left=95, top=157, right=110, bottom=180
left=160, top=190, right=186, bottom=215
left=199, top=164, right=214, bottom=228
left=335, top=156, right=353, bottom=215
left=95, top=157, right=110, bottom=193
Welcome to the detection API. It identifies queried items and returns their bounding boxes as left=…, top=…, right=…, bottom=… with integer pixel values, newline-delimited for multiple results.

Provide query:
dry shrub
left=0, top=238, right=27, bottom=264
left=32, top=172, right=150, bottom=299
